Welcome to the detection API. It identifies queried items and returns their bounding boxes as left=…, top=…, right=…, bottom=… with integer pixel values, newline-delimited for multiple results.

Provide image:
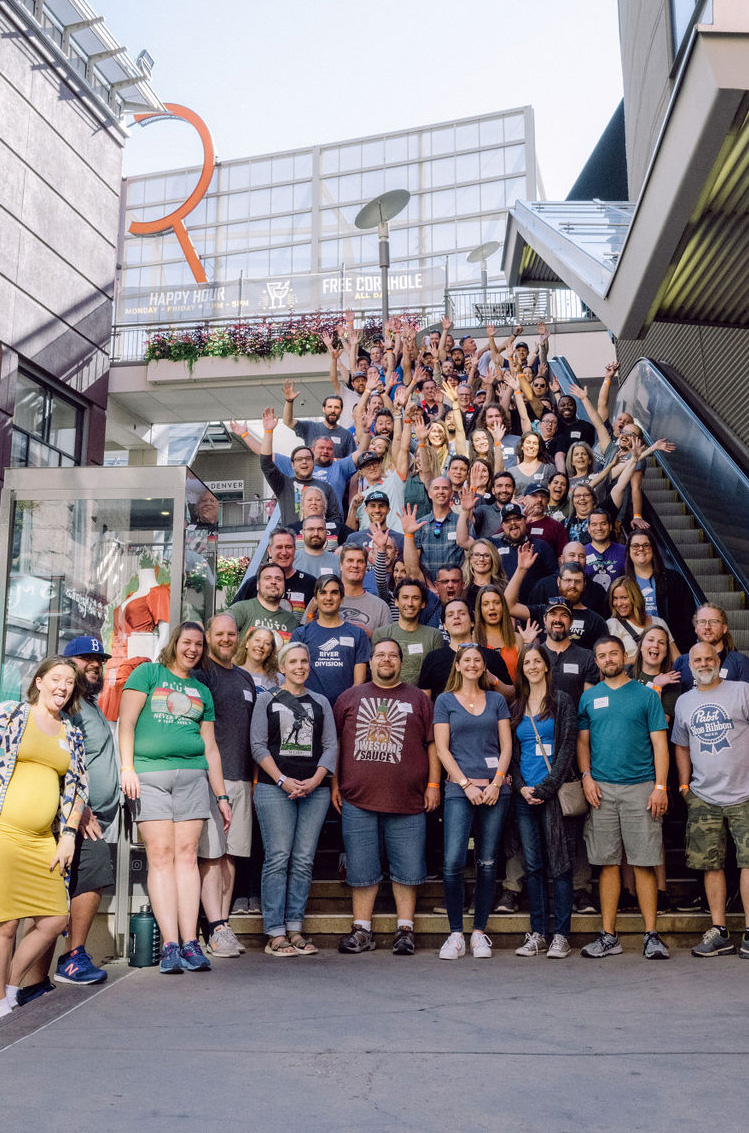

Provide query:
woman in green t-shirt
left=119, top=621, right=232, bottom=975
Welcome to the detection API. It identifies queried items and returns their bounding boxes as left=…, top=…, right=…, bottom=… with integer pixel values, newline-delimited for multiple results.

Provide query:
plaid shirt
left=413, top=510, right=464, bottom=579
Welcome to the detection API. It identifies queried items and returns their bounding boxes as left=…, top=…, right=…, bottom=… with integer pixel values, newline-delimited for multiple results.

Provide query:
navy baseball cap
left=365, top=489, right=390, bottom=505
left=63, top=636, right=111, bottom=660
left=501, top=503, right=524, bottom=521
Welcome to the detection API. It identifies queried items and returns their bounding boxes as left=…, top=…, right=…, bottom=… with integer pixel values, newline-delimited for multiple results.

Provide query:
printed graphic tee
left=124, top=662, right=215, bottom=772
left=671, top=680, right=749, bottom=806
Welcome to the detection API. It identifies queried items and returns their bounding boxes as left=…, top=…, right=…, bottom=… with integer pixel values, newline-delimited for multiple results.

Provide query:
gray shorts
left=129, top=769, right=210, bottom=824
left=198, top=779, right=253, bottom=859
left=584, top=780, right=663, bottom=867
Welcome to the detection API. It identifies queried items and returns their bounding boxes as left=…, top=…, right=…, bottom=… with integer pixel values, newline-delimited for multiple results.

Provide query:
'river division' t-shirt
left=124, top=662, right=215, bottom=772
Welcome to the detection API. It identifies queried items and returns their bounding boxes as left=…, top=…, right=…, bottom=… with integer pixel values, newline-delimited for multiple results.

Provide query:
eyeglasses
left=695, top=618, right=724, bottom=627
left=471, top=552, right=491, bottom=560
left=629, top=542, right=651, bottom=550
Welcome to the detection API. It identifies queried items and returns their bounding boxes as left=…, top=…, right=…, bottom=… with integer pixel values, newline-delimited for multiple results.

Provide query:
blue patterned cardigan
left=0, top=701, right=88, bottom=833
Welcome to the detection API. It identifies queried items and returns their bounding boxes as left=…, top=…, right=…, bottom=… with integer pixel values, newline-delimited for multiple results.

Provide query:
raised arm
left=597, top=361, right=619, bottom=423
left=503, top=542, right=536, bottom=620
left=568, top=382, right=611, bottom=454
left=229, top=419, right=262, bottom=455
left=282, top=380, right=300, bottom=430
left=456, top=486, right=476, bottom=550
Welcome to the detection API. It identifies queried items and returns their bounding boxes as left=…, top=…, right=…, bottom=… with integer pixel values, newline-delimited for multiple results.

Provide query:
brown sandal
left=264, top=935, right=297, bottom=957
left=288, top=932, right=318, bottom=955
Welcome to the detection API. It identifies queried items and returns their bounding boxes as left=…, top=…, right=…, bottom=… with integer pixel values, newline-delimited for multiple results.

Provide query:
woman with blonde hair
left=463, top=540, right=506, bottom=612
left=474, top=584, right=523, bottom=681
left=606, top=576, right=678, bottom=664
left=235, top=626, right=283, bottom=692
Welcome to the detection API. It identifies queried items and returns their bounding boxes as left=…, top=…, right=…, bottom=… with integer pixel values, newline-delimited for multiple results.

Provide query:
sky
left=95, top=0, right=624, bottom=199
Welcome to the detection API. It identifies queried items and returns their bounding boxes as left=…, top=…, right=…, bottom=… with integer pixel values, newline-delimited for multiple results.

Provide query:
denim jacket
left=0, top=701, right=88, bottom=833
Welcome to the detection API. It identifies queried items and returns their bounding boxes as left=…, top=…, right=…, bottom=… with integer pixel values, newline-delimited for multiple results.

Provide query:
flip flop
left=264, top=936, right=297, bottom=957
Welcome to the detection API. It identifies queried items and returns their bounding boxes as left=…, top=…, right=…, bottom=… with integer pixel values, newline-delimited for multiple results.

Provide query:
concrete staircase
left=642, top=461, right=749, bottom=649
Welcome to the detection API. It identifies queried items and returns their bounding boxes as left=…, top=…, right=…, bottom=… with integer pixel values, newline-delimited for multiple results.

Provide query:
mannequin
left=99, top=563, right=170, bottom=721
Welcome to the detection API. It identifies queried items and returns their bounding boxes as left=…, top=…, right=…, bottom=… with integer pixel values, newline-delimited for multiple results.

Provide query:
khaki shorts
left=685, top=791, right=749, bottom=871
left=198, top=779, right=253, bottom=860
left=584, top=780, right=663, bottom=867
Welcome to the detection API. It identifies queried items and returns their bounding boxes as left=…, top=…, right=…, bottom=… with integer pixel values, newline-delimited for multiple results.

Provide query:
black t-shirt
left=543, top=640, right=599, bottom=705
left=192, top=665, right=256, bottom=781
left=556, top=419, right=596, bottom=450
left=529, top=604, right=607, bottom=652
left=489, top=535, right=558, bottom=602
left=418, top=645, right=512, bottom=700
left=255, top=689, right=330, bottom=784
left=529, top=574, right=609, bottom=618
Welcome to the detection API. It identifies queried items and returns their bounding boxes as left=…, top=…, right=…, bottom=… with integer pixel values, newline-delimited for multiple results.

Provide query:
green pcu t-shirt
left=124, top=662, right=215, bottom=772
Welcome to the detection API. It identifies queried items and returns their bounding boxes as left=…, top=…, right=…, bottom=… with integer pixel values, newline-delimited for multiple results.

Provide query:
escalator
left=551, top=355, right=749, bottom=647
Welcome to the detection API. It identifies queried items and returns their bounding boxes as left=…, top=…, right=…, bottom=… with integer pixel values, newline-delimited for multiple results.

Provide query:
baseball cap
left=526, top=485, right=550, bottom=498
left=501, top=503, right=524, bottom=521
left=63, top=635, right=111, bottom=660
left=545, top=597, right=572, bottom=616
left=358, top=451, right=383, bottom=469
left=364, top=489, right=390, bottom=505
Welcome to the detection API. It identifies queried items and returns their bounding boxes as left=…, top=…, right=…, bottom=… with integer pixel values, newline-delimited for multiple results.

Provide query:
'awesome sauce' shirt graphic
left=334, top=682, right=434, bottom=814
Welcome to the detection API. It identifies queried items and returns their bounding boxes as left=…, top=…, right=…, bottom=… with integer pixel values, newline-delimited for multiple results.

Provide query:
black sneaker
left=676, top=893, right=708, bottom=914
left=392, top=926, right=415, bottom=956
left=338, top=924, right=376, bottom=954
left=17, top=978, right=56, bottom=1007
left=618, top=888, right=638, bottom=912
left=572, top=889, right=597, bottom=915
left=739, top=936, right=749, bottom=959
left=656, top=890, right=671, bottom=914
left=493, top=888, right=519, bottom=914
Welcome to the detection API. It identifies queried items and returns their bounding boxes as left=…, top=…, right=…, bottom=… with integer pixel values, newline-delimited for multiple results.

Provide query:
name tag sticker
left=408, top=643, right=423, bottom=654
left=185, top=688, right=200, bottom=697
left=399, top=702, right=413, bottom=714
left=531, top=527, right=544, bottom=535
left=340, top=636, right=354, bottom=646
left=320, top=568, right=334, bottom=575
left=536, top=742, right=551, bottom=758
left=243, top=690, right=254, bottom=701
left=571, top=430, right=582, bottom=440
left=563, top=663, right=579, bottom=674
left=59, top=737, right=69, bottom=751
left=498, top=546, right=510, bottom=555
left=447, top=531, right=457, bottom=541
left=586, top=554, right=596, bottom=564
left=571, top=620, right=584, bottom=634
left=485, top=756, right=499, bottom=768
left=720, top=667, right=728, bottom=678
left=593, top=696, right=609, bottom=709
left=289, top=592, right=304, bottom=602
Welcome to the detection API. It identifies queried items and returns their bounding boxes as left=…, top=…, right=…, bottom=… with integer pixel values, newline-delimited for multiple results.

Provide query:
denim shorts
left=341, top=799, right=426, bottom=887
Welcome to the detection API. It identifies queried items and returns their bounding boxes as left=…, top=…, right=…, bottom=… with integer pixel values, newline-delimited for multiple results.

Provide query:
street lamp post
left=355, top=189, right=410, bottom=327
left=467, top=240, right=501, bottom=303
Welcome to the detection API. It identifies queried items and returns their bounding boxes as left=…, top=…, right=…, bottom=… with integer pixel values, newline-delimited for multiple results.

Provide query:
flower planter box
left=146, top=354, right=330, bottom=385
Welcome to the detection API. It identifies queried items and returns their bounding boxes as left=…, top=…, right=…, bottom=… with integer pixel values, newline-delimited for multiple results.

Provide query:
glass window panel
left=127, top=180, right=145, bottom=206
left=431, top=126, right=454, bottom=156
left=165, top=172, right=190, bottom=200
left=504, top=144, right=525, bottom=174
left=482, top=216, right=506, bottom=244
left=338, top=144, right=361, bottom=172
left=250, top=188, right=271, bottom=216
left=430, top=157, right=455, bottom=187
left=191, top=227, right=215, bottom=253
left=415, top=227, right=431, bottom=255
left=480, top=149, right=504, bottom=179
left=504, top=177, right=525, bottom=206
left=293, top=181, right=312, bottom=209
left=362, top=168, right=385, bottom=199
left=248, top=217, right=272, bottom=246
left=480, top=117, right=504, bottom=147
left=385, top=134, right=408, bottom=163
left=408, top=227, right=422, bottom=256
left=504, top=114, right=524, bottom=141
left=251, top=159, right=272, bottom=186
left=408, top=163, right=423, bottom=192
left=189, top=195, right=217, bottom=224
left=481, top=181, right=506, bottom=211
left=431, top=189, right=455, bottom=220
left=320, top=148, right=338, bottom=174
left=337, top=173, right=361, bottom=202
left=272, top=184, right=294, bottom=212
left=320, top=208, right=340, bottom=236
left=247, top=250, right=269, bottom=277
left=292, top=212, right=312, bottom=239
left=10, top=429, right=27, bottom=467
left=229, top=163, right=250, bottom=190
left=270, top=215, right=293, bottom=242
left=319, top=178, right=339, bottom=205
left=456, top=218, right=482, bottom=249
left=454, top=257, right=476, bottom=283
left=455, top=121, right=479, bottom=150
left=269, top=246, right=292, bottom=274
left=13, top=374, right=46, bottom=437
left=385, top=166, right=408, bottom=191
left=340, top=234, right=362, bottom=264
left=320, top=239, right=340, bottom=271
left=456, top=182, right=481, bottom=214
left=224, top=224, right=248, bottom=249
left=161, top=261, right=187, bottom=284
left=362, top=139, right=384, bottom=167
left=123, top=240, right=143, bottom=265
left=294, top=152, right=313, bottom=179
left=388, top=228, right=408, bottom=259
left=143, top=177, right=165, bottom=204
left=455, top=151, right=480, bottom=183
left=414, top=132, right=429, bottom=158
left=431, top=222, right=456, bottom=253
left=272, top=155, right=294, bottom=182
left=227, top=192, right=250, bottom=221
left=292, top=244, right=311, bottom=273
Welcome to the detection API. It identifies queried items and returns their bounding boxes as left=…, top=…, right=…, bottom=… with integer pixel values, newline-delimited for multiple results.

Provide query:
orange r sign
left=128, top=103, right=215, bottom=285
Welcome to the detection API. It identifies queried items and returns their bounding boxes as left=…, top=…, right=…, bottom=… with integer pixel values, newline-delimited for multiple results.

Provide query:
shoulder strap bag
left=527, top=710, right=588, bottom=818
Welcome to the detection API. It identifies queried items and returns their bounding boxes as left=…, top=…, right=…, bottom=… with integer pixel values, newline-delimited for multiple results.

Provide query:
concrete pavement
left=2, top=943, right=749, bottom=1131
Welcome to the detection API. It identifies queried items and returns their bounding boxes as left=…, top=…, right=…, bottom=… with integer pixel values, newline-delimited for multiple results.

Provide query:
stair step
left=669, top=524, right=701, bottom=539
left=690, top=574, right=734, bottom=592
left=675, top=542, right=715, bottom=559
left=655, top=502, right=687, bottom=517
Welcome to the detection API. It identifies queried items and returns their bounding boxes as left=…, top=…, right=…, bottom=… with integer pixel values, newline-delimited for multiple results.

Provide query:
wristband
left=581, top=770, right=591, bottom=778
left=277, top=775, right=287, bottom=789
left=120, top=766, right=134, bottom=773
left=404, top=532, right=415, bottom=539
left=655, top=784, right=667, bottom=792
left=427, top=782, right=440, bottom=789
left=264, top=429, right=273, bottom=434
left=215, top=794, right=230, bottom=803
left=418, top=442, right=426, bottom=448
left=62, top=826, right=77, bottom=837
left=494, top=772, right=505, bottom=780
left=241, top=431, right=249, bottom=438
left=633, top=513, right=642, bottom=519
left=285, top=399, right=294, bottom=404
left=679, top=784, right=689, bottom=793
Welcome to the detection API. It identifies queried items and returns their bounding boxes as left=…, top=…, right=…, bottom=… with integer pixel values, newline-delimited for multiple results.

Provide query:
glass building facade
left=116, top=107, right=536, bottom=324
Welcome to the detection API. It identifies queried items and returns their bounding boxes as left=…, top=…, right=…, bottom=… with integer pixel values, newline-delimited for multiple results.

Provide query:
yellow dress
left=0, top=713, right=71, bottom=919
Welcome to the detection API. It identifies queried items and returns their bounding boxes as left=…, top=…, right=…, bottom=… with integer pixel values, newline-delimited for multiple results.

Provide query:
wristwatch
left=277, top=775, right=287, bottom=789
left=458, top=777, right=470, bottom=790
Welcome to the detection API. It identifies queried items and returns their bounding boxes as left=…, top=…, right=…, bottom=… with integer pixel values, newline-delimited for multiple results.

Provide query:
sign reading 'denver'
left=116, top=266, right=445, bottom=325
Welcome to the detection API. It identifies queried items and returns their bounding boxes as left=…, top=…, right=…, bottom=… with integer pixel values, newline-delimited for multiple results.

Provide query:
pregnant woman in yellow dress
left=0, top=656, right=87, bottom=1015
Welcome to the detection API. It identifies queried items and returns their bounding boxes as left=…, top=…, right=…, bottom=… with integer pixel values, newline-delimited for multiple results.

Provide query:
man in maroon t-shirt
left=333, top=639, right=440, bottom=957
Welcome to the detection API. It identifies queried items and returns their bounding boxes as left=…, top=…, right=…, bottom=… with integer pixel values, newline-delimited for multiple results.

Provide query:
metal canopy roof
left=503, top=20, right=749, bottom=337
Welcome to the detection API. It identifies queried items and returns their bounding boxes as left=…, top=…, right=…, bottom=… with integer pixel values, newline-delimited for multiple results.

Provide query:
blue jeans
left=443, top=788, right=511, bottom=932
left=515, top=794, right=573, bottom=937
left=341, top=800, right=426, bottom=887
left=253, top=783, right=330, bottom=937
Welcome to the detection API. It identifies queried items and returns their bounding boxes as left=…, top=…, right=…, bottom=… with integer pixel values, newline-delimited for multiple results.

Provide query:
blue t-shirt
left=635, top=573, right=658, bottom=616
left=516, top=713, right=555, bottom=788
left=433, top=690, right=511, bottom=795
left=578, top=678, right=667, bottom=783
left=290, top=619, right=371, bottom=706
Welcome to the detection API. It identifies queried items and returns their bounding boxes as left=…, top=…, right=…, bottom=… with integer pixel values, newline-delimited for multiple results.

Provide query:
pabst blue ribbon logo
left=690, top=703, right=734, bottom=754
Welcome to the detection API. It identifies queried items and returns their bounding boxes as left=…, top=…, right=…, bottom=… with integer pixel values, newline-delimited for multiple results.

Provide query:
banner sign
left=116, top=266, right=445, bottom=326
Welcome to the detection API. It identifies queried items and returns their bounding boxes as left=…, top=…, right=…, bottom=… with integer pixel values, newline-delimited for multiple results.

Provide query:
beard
left=86, top=672, right=104, bottom=696
left=692, top=665, right=720, bottom=687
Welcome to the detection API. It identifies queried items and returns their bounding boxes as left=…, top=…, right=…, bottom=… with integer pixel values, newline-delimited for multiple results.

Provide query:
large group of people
left=2, top=315, right=749, bottom=1007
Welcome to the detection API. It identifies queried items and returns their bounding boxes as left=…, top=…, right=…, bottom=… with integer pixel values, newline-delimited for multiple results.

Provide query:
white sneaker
left=547, top=933, right=572, bottom=959
left=515, top=931, right=547, bottom=957
left=439, top=932, right=466, bottom=960
left=470, top=931, right=493, bottom=958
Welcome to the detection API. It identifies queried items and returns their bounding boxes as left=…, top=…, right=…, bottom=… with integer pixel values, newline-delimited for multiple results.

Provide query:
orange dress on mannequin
left=100, top=585, right=171, bottom=721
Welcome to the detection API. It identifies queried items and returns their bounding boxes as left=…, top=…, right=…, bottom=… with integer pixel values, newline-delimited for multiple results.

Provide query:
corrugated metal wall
left=616, top=322, right=749, bottom=451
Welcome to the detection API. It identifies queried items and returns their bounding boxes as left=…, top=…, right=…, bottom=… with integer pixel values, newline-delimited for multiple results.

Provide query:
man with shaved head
left=672, top=642, right=749, bottom=958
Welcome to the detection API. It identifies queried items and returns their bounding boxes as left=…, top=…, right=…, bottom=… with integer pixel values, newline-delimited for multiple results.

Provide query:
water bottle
left=129, top=904, right=160, bottom=967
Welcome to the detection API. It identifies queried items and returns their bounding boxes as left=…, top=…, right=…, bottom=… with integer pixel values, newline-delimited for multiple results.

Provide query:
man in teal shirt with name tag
left=577, top=634, right=670, bottom=960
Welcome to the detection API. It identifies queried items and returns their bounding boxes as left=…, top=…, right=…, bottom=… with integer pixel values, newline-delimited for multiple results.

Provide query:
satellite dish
left=355, top=189, right=411, bottom=230
left=466, top=241, right=501, bottom=264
